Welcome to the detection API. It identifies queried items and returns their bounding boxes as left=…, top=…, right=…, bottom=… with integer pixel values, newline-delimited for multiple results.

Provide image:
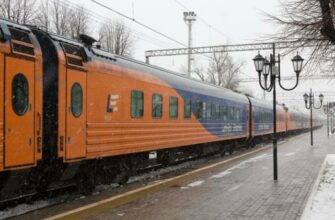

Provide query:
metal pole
left=145, top=56, right=150, bottom=64
left=327, top=102, right=329, bottom=137
left=187, top=20, right=192, bottom=77
left=7, top=0, right=11, bottom=20
left=272, top=43, right=278, bottom=181
left=310, top=89, right=313, bottom=146
left=331, top=114, right=333, bottom=134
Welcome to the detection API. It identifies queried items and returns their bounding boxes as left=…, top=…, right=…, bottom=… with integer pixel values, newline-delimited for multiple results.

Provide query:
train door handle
left=29, top=138, right=32, bottom=145
left=37, top=112, right=42, bottom=135
left=67, top=136, right=71, bottom=143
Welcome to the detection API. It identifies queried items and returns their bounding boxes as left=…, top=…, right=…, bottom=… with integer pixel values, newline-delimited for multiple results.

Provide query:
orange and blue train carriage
left=0, top=19, right=321, bottom=199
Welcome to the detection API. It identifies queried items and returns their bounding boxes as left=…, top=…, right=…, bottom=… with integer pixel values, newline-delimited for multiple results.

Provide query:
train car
left=0, top=20, right=43, bottom=198
left=248, top=98, right=288, bottom=141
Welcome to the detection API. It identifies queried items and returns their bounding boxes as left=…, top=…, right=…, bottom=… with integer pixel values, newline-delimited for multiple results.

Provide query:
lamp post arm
left=278, top=74, right=300, bottom=91
left=313, top=100, right=323, bottom=109
left=305, top=101, right=312, bottom=109
left=258, top=73, right=273, bottom=92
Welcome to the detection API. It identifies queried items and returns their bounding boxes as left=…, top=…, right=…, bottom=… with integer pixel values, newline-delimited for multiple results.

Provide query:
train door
left=4, top=57, right=35, bottom=167
left=65, top=69, right=87, bottom=160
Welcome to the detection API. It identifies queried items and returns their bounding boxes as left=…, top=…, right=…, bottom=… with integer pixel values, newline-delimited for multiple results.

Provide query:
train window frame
left=169, top=96, right=178, bottom=119
left=12, top=73, right=29, bottom=116
left=61, top=43, right=85, bottom=67
left=184, top=99, right=192, bottom=119
left=71, top=83, right=83, bottom=118
left=223, top=106, right=228, bottom=121
left=202, top=102, right=206, bottom=119
left=131, top=90, right=144, bottom=118
left=215, top=104, right=220, bottom=120
left=152, top=93, right=163, bottom=119
left=236, top=108, right=241, bottom=121
left=229, top=107, right=234, bottom=121
left=206, top=103, right=212, bottom=119
left=195, top=100, right=202, bottom=119
left=9, top=27, right=35, bottom=57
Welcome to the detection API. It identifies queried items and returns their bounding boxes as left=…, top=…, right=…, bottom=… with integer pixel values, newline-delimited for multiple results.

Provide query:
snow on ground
left=187, top=180, right=205, bottom=187
left=210, top=153, right=270, bottom=179
left=284, top=152, right=296, bottom=157
left=301, top=154, right=335, bottom=220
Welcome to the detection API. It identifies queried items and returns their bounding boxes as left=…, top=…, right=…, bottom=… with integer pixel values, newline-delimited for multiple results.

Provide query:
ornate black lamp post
left=323, top=102, right=331, bottom=137
left=303, top=89, right=323, bottom=146
left=253, top=45, right=304, bottom=181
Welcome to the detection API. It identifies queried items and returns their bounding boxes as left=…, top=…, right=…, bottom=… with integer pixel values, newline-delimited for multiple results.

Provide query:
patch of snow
left=180, top=186, right=189, bottom=190
left=210, top=154, right=270, bottom=179
left=187, top=180, right=204, bottom=187
left=228, top=185, right=241, bottom=192
left=284, top=152, right=295, bottom=157
left=301, top=154, right=335, bottom=220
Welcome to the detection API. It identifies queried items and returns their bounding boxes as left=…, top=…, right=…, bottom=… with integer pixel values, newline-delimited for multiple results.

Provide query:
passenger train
left=0, top=19, right=321, bottom=199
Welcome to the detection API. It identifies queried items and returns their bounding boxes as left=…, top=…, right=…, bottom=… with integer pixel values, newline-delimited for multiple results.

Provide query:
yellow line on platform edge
left=46, top=137, right=296, bottom=220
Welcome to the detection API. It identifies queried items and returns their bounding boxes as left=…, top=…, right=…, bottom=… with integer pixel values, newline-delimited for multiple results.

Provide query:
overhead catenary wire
left=90, top=0, right=188, bottom=48
left=59, top=0, right=179, bottom=49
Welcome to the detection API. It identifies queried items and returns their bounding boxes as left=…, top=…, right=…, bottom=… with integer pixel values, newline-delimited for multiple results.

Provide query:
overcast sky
left=70, top=0, right=333, bottom=113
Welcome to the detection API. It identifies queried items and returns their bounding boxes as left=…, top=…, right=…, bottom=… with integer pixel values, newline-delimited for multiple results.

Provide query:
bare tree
left=99, top=19, right=134, bottom=56
left=267, top=0, right=335, bottom=71
left=51, top=0, right=70, bottom=36
left=0, top=0, right=37, bottom=24
left=68, top=6, right=89, bottom=39
left=193, top=52, right=243, bottom=90
left=35, top=0, right=49, bottom=31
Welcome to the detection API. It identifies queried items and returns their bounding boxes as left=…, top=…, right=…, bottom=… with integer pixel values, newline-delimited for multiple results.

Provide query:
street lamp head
left=292, top=52, right=304, bottom=74
left=303, top=93, right=308, bottom=103
left=253, top=52, right=265, bottom=73
left=263, top=57, right=270, bottom=76
left=319, top=93, right=324, bottom=103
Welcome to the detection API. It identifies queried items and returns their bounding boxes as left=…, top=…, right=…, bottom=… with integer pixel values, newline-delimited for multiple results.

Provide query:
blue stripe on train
left=176, top=89, right=247, bottom=138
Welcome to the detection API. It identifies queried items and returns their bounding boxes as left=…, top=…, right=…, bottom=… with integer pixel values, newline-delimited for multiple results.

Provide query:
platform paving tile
left=85, top=128, right=335, bottom=220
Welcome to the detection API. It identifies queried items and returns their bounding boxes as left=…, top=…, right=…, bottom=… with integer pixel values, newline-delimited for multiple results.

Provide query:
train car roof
left=114, top=55, right=249, bottom=103
left=0, top=18, right=31, bottom=32
left=43, top=31, right=250, bottom=104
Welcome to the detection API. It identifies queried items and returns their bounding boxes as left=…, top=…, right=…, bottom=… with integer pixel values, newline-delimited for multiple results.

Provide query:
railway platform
left=12, top=127, right=335, bottom=220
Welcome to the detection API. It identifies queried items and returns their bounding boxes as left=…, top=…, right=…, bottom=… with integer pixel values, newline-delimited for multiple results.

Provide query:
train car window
left=195, top=101, right=202, bottom=119
left=62, top=43, right=84, bottom=67
left=152, top=94, right=163, bottom=118
left=223, top=106, right=228, bottom=121
left=236, top=108, right=241, bottom=121
left=219, top=105, right=223, bottom=120
left=169, top=96, right=178, bottom=119
left=206, top=103, right=212, bottom=119
left=215, top=104, right=220, bottom=119
left=9, top=28, right=31, bottom=43
left=184, top=99, right=192, bottom=119
left=131, top=90, right=144, bottom=118
left=202, top=102, right=206, bottom=119
left=9, top=28, right=35, bottom=56
left=12, top=73, right=29, bottom=116
left=229, top=107, right=234, bottom=121
left=71, top=83, right=83, bottom=117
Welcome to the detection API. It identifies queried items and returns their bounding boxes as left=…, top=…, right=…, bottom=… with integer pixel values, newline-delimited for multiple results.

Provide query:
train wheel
left=77, top=172, right=95, bottom=196
left=114, top=162, right=131, bottom=185
left=228, top=146, right=234, bottom=155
